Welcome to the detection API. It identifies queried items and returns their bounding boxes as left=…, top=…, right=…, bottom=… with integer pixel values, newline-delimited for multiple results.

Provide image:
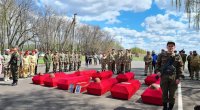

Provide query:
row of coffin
left=32, top=70, right=162, bottom=105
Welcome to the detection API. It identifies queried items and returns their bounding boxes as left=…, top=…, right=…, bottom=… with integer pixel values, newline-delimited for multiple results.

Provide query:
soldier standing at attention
left=22, top=51, right=30, bottom=78
left=52, top=51, right=59, bottom=73
left=101, top=53, right=107, bottom=71
left=111, top=49, right=116, bottom=73
left=29, top=51, right=37, bottom=76
left=115, top=50, right=121, bottom=74
left=77, top=51, right=82, bottom=70
left=74, top=51, right=79, bottom=71
left=179, top=50, right=187, bottom=71
left=156, top=41, right=183, bottom=110
left=59, top=51, right=65, bottom=72
left=106, top=51, right=112, bottom=71
left=43, top=50, right=52, bottom=73
left=2, top=49, right=11, bottom=81
left=125, top=49, right=132, bottom=72
left=120, top=50, right=125, bottom=73
left=144, top=51, right=153, bottom=76
left=9, top=47, right=20, bottom=86
left=187, top=51, right=193, bottom=77
left=69, top=51, right=74, bottom=71
left=64, top=51, right=69, bottom=72
left=190, top=51, right=200, bottom=80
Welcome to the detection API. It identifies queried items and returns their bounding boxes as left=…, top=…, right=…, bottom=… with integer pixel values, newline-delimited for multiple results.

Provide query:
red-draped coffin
left=57, top=76, right=90, bottom=90
left=87, top=78, right=118, bottom=96
left=141, top=87, right=163, bottom=105
left=32, top=74, right=50, bottom=85
left=43, top=72, right=78, bottom=87
left=92, top=70, right=113, bottom=80
left=116, top=72, right=135, bottom=82
left=110, top=80, right=141, bottom=100
left=144, top=74, right=159, bottom=85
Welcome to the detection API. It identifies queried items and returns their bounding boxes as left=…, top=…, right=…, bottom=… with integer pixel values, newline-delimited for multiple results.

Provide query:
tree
left=172, top=0, right=200, bottom=30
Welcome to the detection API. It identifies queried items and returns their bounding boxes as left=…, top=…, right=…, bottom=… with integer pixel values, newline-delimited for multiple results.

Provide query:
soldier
left=34, top=49, right=39, bottom=75
left=120, top=50, right=125, bottom=73
left=187, top=51, right=193, bottom=77
left=22, top=51, right=29, bottom=78
left=111, top=49, right=116, bottom=73
left=43, top=50, right=52, bottom=73
left=156, top=41, right=183, bottom=110
left=9, top=47, right=21, bottom=86
left=125, top=49, right=132, bottom=72
left=64, top=51, right=69, bottom=72
left=115, top=50, right=120, bottom=74
left=74, top=51, right=79, bottom=71
left=59, top=51, right=65, bottom=72
left=190, top=51, right=200, bottom=80
left=144, top=51, right=153, bottom=76
left=179, top=50, right=187, bottom=71
left=101, top=53, right=107, bottom=71
left=106, top=51, right=112, bottom=71
left=29, top=51, right=37, bottom=76
left=77, top=51, right=82, bottom=70
left=69, top=51, right=74, bottom=71
left=2, top=49, right=11, bottom=81
left=52, top=51, right=59, bottom=73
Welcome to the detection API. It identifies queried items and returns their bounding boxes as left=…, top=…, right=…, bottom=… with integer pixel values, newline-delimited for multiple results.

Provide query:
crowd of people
left=143, top=48, right=200, bottom=80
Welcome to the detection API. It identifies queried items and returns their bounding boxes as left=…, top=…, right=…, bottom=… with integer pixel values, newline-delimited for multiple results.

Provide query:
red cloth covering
left=57, top=76, right=90, bottom=90
left=116, top=72, right=135, bottom=82
left=87, top=78, right=118, bottom=96
left=141, top=87, right=163, bottom=106
left=43, top=72, right=78, bottom=87
left=75, top=82, right=90, bottom=93
left=92, top=70, right=113, bottom=80
left=78, top=70, right=97, bottom=77
left=110, top=80, right=141, bottom=100
left=32, top=74, right=50, bottom=85
left=144, top=74, right=159, bottom=85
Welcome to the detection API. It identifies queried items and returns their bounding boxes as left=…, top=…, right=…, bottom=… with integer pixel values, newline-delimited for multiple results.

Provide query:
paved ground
left=0, top=61, right=199, bottom=110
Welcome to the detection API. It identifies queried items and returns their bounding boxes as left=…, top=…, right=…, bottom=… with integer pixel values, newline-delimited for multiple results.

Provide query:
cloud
left=34, top=0, right=153, bottom=24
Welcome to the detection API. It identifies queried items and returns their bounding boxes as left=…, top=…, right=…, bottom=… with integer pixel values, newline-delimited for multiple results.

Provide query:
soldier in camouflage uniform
left=190, top=51, right=200, bottom=80
left=69, top=51, right=74, bottom=71
left=52, top=51, right=59, bottom=73
left=59, top=51, right=65, bottom=72
left=187, top=51, right=193, bottom=77
left=125, top=49, right=132, bottom=72
left=106, top=51, right=112, bottom=71
left=144, top=51, right=153, bottom=76
left=101, top=53, right=107, bottom=71
left=9, top=47, right=21, bottom=86
left=156, top=41, right=183, bottom=110
left=115, top=50, right=121, bottom=74
left=43, top=51, right=52, bottom=73
left=64, top=51, right=69, bottom=72
left=111, top=49, right=116, bottom=73
left=77, top=51, right=82, bottom=70
left=120, top=50, right=125, bottom=73
left=2, top=49, right=11, bottom=81
left=73, top=51, right=79, bottom=71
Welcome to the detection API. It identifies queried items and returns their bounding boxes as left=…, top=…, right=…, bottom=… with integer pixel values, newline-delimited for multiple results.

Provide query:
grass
left=132, top=56, right=143, bottom=61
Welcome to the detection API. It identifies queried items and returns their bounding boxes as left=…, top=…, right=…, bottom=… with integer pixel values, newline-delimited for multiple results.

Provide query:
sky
left=34, top=0, right=200, bottom=53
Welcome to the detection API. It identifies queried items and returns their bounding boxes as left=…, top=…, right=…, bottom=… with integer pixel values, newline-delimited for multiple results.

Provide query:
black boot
left=168, top=103, right=174, bottom=110
left=163, top=103, right=168, bottom=110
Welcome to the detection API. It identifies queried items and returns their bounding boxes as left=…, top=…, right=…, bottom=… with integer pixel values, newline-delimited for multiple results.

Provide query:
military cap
left=167, top=41, right=175, bottom=46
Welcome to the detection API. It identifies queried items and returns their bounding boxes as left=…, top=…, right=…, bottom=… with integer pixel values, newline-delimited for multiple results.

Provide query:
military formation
left=44, top=50, right=82, bottom=73
left=0, top=47, right=38, bottom=86
left=101, top=49, right=132, bottom=74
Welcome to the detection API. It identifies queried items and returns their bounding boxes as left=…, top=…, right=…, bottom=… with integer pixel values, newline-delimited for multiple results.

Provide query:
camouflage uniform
left=156, top=52, right=183, bottom=109
left=125, top=50, right=132, bottom=72
left=9, top=51, right=21, bottom=85
left=29, top=54, right=37, bottom=76
left=52, top=53, right=59, bottom=73
left=180, top=53, right=187, bottom=70
left=69, top=52, right=74, bottom=71
left=115, top=51, right=121, bottom=74
left=107, top=52, right=115, bottom=72
left=187, top=53, right=192, bottom=76
left=101, top=54, right=107, bottom=71
left=64, top=51, right=69, bottom=72
left=59, top=52, right=65, bottom=72
left=2, top=52, right=11, bottom=81
left=43, top=52, right=52, bottom=73
left=120, top=51, right=125, bottom=73
left=22, top=55, right=29, bottom=78
left=144, top=53, right=153, bottom=75
left=190, top=54, right=200, bottom=80
left=77, top=52, right=82, bottom=70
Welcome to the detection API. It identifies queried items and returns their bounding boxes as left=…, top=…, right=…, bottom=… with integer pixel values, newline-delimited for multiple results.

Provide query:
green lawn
left=38, top=57, right=44, bottom=64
